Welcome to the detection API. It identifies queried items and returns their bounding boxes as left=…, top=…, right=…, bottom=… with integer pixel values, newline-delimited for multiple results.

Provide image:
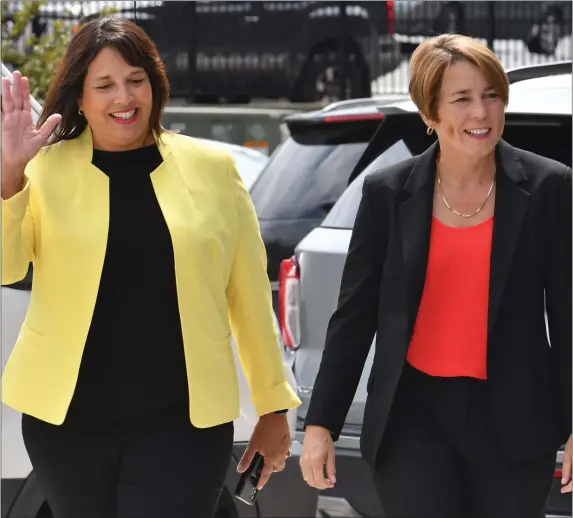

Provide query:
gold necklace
left=436, top=171, right=496, bottom=219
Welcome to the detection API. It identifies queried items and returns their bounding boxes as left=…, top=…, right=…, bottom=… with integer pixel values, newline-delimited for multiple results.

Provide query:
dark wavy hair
left=38, top=16, right=170, bottom=144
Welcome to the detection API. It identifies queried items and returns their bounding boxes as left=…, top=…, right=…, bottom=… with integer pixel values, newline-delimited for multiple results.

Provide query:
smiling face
left=426, top=59, right=505, bottom=160
left=78, top=46, right=153, bottom=151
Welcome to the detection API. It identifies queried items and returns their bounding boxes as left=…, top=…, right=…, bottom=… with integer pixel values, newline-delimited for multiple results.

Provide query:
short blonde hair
left=408, top=34, right=509, bottom=122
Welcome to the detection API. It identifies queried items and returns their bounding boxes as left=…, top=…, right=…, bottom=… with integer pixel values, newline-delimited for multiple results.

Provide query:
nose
left=472, top=99, right=488, bottom=119
left=114, top=84, right=134, bottom=106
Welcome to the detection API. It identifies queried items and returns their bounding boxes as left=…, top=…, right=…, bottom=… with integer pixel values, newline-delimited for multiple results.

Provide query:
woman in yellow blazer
left=1, top=17, right=300, bottom=518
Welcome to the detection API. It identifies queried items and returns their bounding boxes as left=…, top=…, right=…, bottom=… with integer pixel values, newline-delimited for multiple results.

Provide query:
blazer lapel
left=398, top=139, right=530, bottom=341
left=58, top=129, right=110, bottom=292
left=399, top=142, right=437, bottom=337
left=487, top=140, right=530, bottom=336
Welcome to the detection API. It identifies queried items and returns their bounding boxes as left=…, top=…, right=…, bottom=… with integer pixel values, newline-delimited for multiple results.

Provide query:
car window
left=251, top=138, right=367, bottom=220
left=501, top=114, right=571, bottom=167
left=250, top=120, right=381, bottom=221
left=322, top=140, right=414, bottom=229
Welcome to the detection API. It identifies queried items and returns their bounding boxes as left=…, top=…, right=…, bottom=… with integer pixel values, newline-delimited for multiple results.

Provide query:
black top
left=64, top=144, right=189, bottom=432
left=304, top=140, right=571, bottom=466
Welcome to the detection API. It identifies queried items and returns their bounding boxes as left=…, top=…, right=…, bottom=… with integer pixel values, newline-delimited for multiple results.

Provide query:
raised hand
left=1, top=71, right=61, bottom=197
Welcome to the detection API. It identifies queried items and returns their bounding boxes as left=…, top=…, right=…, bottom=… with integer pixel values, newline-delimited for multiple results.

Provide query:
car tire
left=433, top=2, right=465, bottom=35
left=293, top=46, right=370, bottom=103
left=526, top=6, right=564, bottom=56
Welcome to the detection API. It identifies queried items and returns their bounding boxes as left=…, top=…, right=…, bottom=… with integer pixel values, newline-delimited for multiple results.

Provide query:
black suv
left=122, top=1, right=401, bottom=102
left=249, top=96, right=408, bottom=306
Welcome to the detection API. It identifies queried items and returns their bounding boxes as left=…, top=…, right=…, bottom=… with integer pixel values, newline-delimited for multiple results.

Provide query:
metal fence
left=379, top=1, right=572, bottom=95
left=3, top=1, right=571, bottom=102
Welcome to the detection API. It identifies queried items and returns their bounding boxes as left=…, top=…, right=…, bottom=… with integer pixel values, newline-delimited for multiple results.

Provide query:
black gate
left=3, top=1, right=571, bottom=102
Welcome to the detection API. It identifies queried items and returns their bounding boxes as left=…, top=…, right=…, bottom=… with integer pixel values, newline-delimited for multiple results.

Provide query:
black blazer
left=304, top=140, right=571, bottom=467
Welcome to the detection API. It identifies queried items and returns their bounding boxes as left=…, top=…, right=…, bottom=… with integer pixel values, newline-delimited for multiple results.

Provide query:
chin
left=117, top=129, right=149, bottom=145
left=469, top=138, right=498, bottom=156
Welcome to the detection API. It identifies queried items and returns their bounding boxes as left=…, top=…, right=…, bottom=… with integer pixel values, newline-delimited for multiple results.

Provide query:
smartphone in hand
left=234, top=452, right=265, bottom=505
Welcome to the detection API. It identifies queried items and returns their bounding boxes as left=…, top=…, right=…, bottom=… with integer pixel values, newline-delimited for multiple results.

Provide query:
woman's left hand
left=561, top=434, right=572, bottom=493
left=237, top=413, right=292, bottom=489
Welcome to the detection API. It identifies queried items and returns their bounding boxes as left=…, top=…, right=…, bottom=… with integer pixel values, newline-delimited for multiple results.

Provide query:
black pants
left=22, top=413, right=234, bottom=518
left=372, top=362, right=556, bottom=518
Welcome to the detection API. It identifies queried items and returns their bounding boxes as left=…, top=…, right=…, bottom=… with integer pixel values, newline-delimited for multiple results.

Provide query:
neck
left=92, top=131, right=155, bottom=152
left=436, top=145, right=496, bottom=188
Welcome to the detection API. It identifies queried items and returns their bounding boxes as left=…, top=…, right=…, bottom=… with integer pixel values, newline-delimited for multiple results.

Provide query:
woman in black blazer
left=299, top=34, right=571, bottom=518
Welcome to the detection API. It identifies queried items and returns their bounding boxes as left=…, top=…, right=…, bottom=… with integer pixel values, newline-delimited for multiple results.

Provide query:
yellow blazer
left=1, top=127, right=301, bottom=426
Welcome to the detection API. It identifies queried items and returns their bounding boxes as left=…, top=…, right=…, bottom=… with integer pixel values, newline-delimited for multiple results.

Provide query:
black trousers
left=372, top=362, right=556, bottom=518
left=22, top=413, right=234, bottom=518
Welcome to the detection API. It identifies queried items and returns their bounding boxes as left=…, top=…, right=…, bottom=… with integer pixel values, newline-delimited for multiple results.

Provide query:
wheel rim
left=538, top=20, right=561, bottom=54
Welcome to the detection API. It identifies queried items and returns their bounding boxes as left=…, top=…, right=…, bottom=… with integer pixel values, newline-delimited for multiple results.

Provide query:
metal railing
left=2, top=1, right=571, bottom=102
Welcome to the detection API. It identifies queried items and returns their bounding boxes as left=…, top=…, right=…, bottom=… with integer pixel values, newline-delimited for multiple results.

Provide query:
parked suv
left=20, top=1, right=401, bottom=103
left=250, top=94, right=409, bottom=309
left=139, top=1, right=401, bottom=102
left=283, top=62, right=572, bottom=517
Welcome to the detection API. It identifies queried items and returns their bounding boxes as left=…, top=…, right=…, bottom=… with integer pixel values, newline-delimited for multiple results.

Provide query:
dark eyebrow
left=94, top=70, right=145, bottom=82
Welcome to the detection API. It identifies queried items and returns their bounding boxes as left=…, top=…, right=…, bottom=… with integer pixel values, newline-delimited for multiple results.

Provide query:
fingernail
left=562, top=477, right=566, bottom=484
left=332, top=476, right=336, bottom=483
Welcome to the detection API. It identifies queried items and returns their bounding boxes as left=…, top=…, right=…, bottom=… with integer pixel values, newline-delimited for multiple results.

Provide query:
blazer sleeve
left=224, top=155, right=301, bottom=416
left=2, top=179, right=35, bottom=285
left=304, top=175, right=387, bottom=440
left=545, top=166, right=572, bottom=437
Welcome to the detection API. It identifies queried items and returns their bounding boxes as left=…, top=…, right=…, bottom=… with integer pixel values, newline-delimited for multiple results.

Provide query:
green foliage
left=1, top=1, right=118, bottom=100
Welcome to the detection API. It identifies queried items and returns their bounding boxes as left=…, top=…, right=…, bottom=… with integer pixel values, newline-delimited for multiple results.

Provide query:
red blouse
left=406, top=216, right=494, bottom=379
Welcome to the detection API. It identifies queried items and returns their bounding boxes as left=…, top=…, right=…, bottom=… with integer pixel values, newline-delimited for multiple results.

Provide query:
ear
left=77, top=97, right=83, bottom=112
left=421, top=115, right=437, bottom=131
left=419, top=112, right=431, bottom=130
